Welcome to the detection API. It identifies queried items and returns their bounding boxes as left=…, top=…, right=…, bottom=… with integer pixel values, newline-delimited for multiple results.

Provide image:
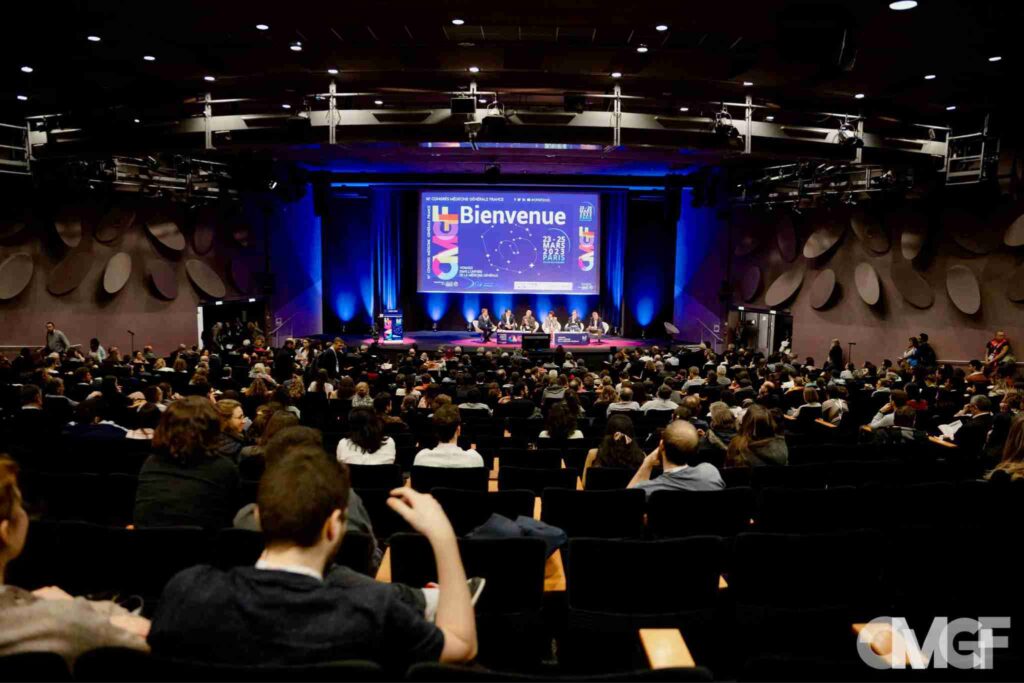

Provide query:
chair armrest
left=640, top=628, right=695, bottom=669
left=928, top=435, right=958, bottom=449
left=375, top=547, right=392, bottom=582
left=783, top=414, right=797, bottom=422
left=860, top=425, right=873, bottom=433
left=815, top=418, right=837, bottom=429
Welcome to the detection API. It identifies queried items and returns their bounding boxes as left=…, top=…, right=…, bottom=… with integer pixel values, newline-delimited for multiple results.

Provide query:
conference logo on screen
left=578, top=226, right=595, bottom=272
left=430, top=205, right=459, bottom=281
left=579, top=202, right=594, bottom=222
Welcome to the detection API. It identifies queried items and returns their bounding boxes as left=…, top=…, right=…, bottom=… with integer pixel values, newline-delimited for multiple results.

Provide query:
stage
left=328, top=331, right=658, bottom=354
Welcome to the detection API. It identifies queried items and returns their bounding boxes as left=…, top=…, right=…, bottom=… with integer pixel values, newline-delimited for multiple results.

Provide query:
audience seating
left=646, top=488, right=756, bottom=538
left=431, top=487, right=535, bottom=537
left=756, top=486, right=860, bottom=533
left=498, top=466, right=579, bottom=495
left=0, top=651, right=71, bottom=682
left=350, top=488, right=412, bottom=543
left=498, top=447, right=563, bottom=470
left=345, top=463, right=404, bottom=490
left=410, top=466, right=489, bottom=493
left=540, top=488, right=645, bottom=539
left=581, top=467, right=634, bottom=491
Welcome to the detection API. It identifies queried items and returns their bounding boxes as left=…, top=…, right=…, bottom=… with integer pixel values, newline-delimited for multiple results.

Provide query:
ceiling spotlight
left=281, top=104, right=292, bottom=109
left=766, top=115, right=775, bottom=121
left=478, top=98, right=487, bottom=103
left=468, top=66, right=480, bottom=73
left=143, top=55, right=156, bottom=62
left=743, top=81, right=754, bottom=87
left=451, top=18, right=465, bottom=25
left=327, top=68, right=339, bottom=75
left=889, top=0, right=917, bottom=9
left=946, top=105, right=957, bottom=111
left=655, top=24, right=669, bottom=31
left=256, top=23, right=269, bottom=30
left=989, top=55, right=1002, bottom=62
left=854, top=93, right=865, bottom=99
left=924, top=73, right=936, bottom=80
left=204, top=75, right=216, bottom=82
left=133, top=118, right=140, bottom=123
left=636, top=44, right=649, bottom=53
left=20, top=66, right=33, bottom=73
left=290, top=41, right=303, bottom=52
left=611, top=71, right=622, bottom=78
left=16, top=94, right=27, bottom=101
left=374, top=99, right=383, bottom=105
left=836, top=117, right=864, bottom=147
left=679, top=107, right=689, bottom=112
left=713, top=109, right=740, bottom=138
left=87, top=35, right=101, bottom=42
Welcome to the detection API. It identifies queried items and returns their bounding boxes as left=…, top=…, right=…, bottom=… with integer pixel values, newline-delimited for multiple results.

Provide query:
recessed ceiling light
left=946, top=105, right=957, bottom=111
left=204, top=75, right=216, bottom=82
left=328, top=68, right=339, bottom=75
left=636, top=44, right=649, bottom=53
left=855, top=93, right=865, bottom=99
left=924, top=73, right=936, bottom=80
left=133, top=118, right=140, bottom=123
left=468, top=66, right=479, bottom=73
left=290, top=41, right=302, bottom=52
left=478, top=98, right=487, bottom=103
left=743, top=81, right=754, bottom=87
left=989, top=55, right=1002, bottom=62
left=611, top=71, right=622, bottom=78
left=451, top=18, right=465, bottom=25
left=87, top=35, right=101, bottom=42
left=143, top=55, right=155, bottom=62
left=16, top=95, right=27, bottom=101
left=374, top=99, right=383, bottom=105
left=256, top=23, right=269, bottom=30
left=20, top=66, right=33, bottom=73
left=766, top=115, right=775, bottom=121
left=679, top=107, right=689, bottom=112
left=889, top=0, right=917, bottom=9
left=282, top=104, right=292, bottom=109
left=655, top=24, right=669, bottom=31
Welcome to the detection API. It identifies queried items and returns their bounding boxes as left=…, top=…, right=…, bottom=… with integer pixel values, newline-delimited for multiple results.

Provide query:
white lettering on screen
left=460, top=205, right=566, bottom=226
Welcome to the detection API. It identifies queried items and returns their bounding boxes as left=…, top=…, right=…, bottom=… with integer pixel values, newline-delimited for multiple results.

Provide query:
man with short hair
left=273, top=339, right=296, bottom=384
left=944, top=394, right=995, bottom=458
left=627, top=421, right=724, bottom=497
left=413, top=405, right=485, bottom=468
left=869, top=389, right=908, bottom=429
left=682, top=367, right=705, bottom=392
left=150, top=446, right=478, bottom=668
left=606, top=387, right=640, bottom=417
left=872, top=405, right=927, bottom=445
left=45, top=322, right=71, bottom=356
left=641, top=385, right=678, bottom=414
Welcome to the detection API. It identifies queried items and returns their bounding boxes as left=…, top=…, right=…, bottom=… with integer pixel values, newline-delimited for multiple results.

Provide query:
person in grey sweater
left=45, top=321, right=71, bottom=355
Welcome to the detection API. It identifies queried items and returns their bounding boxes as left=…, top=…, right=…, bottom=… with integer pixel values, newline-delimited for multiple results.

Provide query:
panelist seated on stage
left=520, top=310, right=540, bottom=333
left=498, top=309, right=517, bottom=330
left=541, top=311, right=562, bottom=334
left=565, top=310, right=584, bottom=332
left=587, top=312, right=609, bottom=339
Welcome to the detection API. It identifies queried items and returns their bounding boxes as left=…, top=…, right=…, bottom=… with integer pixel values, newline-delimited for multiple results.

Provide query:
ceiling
left=1, top=0, right=1020, bottom=170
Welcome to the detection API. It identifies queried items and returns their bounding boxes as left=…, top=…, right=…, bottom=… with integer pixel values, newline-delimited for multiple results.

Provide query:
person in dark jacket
left=273, top=339, right=296, bottom=384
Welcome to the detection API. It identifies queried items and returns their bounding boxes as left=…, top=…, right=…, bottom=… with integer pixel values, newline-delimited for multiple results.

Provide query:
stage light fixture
left=328, top=68, right=339, bottom=75
left=611, top=71, right=622, bottom=78
left=636, top=44, right=649, bottom=53
left=854, top=93, right=865, bottom=99
left=713, top=109, right=740, bottom=139
left=374, top=99, right=383, bottom=105
left=924, top=73, right=936, bottom=80
left=452, top=18, right=465, bottom=25
left=143, top=55, right=155, bottom=61
left=290, top=41, right=302, bottom=52
left=766, top=115, right=775, bottom=121
left=946, top=105, right=956, bottom=111
left=989, top=55, right=1002, bottom=62
left=87, top=35, right=101, bottom=42
left=281, top=104, right=291, bottom=109
left=133, top=118, right=140, bottom=123
left=204, top=75, right=216, bottom=82
left=256, top=23, right=269, bottom=30
left=468, top=66, right=480, bottom=73
left=743, top=81, right=754, bottom=87
left=679, top=107, right=689, bottom=112
left=656, top=24, right=668, bottom=31
left=889, top=1, right=917, bottom=9
left=836, top=117, right=864, bottom=148
left=20, top=66, right=33, bottom=73
left=16, top=95, right=27, bottom=101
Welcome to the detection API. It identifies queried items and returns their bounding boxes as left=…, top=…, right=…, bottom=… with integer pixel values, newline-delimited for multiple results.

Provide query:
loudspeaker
left=522, top=333, right=549, bottom=351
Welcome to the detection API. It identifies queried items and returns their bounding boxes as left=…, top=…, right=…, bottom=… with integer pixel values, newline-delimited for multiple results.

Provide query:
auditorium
left=1, top=1, right=1023, bottom=680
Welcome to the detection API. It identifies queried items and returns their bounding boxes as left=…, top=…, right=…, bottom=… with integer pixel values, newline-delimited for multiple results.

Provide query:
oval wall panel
left=1006, top=213, right=1024, bottom=248
left=776, top=214, right=797, bottom=262
left=944, top=208, right=997, bottom=255
left=0, top=215, right=28, bottom=241
left=900, top=214, right=928, bottom=261
left=1007, top=264, right=1024, bottom=302
left=102, top=252, right=132, bottom=294
left=47, top=252, right=93, bottom=295
left=764, top=268, right=804, bottom=307
left=148, top=261, right=178, bottom=300
left=55, top=210, right=83, bottom=248
left=946, top=265, right=981, bottom=315
left=891, top=260, right=934, bottom=309
left=854, top=262, right=881, bottom=306
left=802, top=218, right=845, bottom=259
left=850, top=208, right=890, bottom=254
left=192, top=207, right=217, bottom=255
left=739, top=266, right=761, bottom=302
left=145, top=215, right=186, bottom=252
left=809, top=269, right=837, bottom=310
left=185, top=259, right=226, bottom=299
left=0, top=252, right=33, bottom=300
left=96, top=206, right=135, bottom=243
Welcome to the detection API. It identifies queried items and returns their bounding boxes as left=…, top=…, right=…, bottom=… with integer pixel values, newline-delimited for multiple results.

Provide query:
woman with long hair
left=987, top=414, right=1024, bottom=481
left=582, top=413, right=646, bottom=485
left=727, top=404, right=789, bottom=467
left=212, top=398, right=247, bottom=461
left=134, top=397, right=240, bottom=529
left=539, top=401, right=583, bottom=442
left=336, top=407, right=396, bottom=465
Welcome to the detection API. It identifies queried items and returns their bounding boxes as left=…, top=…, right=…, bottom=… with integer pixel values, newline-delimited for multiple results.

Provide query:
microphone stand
left=847, top=341, right=856, bottom=366
left=127, top=330, right=135, bottom=357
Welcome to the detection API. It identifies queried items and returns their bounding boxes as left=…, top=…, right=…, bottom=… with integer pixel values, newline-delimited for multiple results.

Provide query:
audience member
left=727, top=404, right=789, bottom=467
left=337, top=408, right=396, bottom=465
left=627, top=421, right=724, bottom=496
left=413, top=405, right=484, bottom=468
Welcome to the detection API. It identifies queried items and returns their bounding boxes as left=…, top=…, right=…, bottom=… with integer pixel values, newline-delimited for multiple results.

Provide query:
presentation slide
left=417, top=190, right=600, bottom=295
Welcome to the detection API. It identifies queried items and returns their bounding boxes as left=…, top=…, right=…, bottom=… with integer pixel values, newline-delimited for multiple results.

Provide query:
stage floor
left=332, top=331, right=654, bottom=353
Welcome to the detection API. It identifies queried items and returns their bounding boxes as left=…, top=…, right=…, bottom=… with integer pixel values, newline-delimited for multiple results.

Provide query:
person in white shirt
left=606, top=387, right=641, bottom=417
left=542, top=311, right=561, bottom=334
left=641, top=385, right=679, bottom=414
left=336, top=408, right=396, bottom=465
left=413, top=405, right=484, bottom=468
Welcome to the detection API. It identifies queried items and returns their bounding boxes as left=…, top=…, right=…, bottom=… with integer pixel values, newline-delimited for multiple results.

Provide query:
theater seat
left=73, top=647, right=386, bottom=682
left=541, top=488, right=645, bottom=539
left=582, top=467, right=634, bottom=491
left=647, top=487, right=756, bottom=538
left=0, top=651, right=71, bottom=682
left=410, top=466, right=489, bottom=493
left=431, top=488, right=535, bottom=537
left=498, top=466, right=578, bottom=495
left=345, top=463, right=404, bottom=490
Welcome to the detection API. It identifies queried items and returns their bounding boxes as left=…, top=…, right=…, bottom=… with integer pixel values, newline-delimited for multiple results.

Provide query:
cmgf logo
left=577, top=226, right=595, bottom=271
left=856, top=617, right=1010, bottom=670
left=430, top=205, right=459, bottom=281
